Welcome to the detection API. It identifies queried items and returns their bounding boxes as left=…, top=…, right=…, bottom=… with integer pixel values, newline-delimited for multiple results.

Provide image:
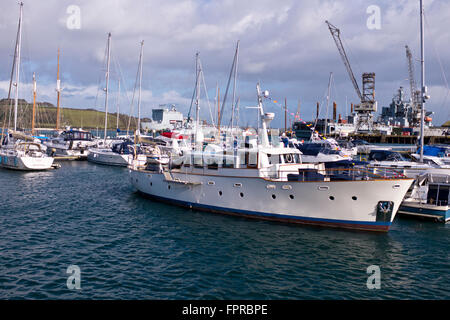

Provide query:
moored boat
left=0, top=131, right=54, bottom=170
left=88, top=140, right=147, bottom=167
left=399, top=173, right=449, bottom=222
left=129, top=84, right=414, bottom=232
left=44, top=128, right=95, bottom=160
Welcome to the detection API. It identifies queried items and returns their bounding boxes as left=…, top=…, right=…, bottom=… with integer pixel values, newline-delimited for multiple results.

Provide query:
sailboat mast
left=7, top=13, right=21, bottom=129
left=217, top=86, right=221, bottom=140
left=230, top=41, right=239, bottom=133
left=256, top=83, right=269, bottom=147
left=137, top=40, right=144, bottom=134
left=104, top=33, right=111, bottom=143
left=32, top=73, right=36, bottom=135
left=116, top=79, right=120, bottom=133
left=56, top=48, right=61, bottom=130
left=325, top=72, right=333, bottom=136
left=419, top=0, right=426, bottom=163
left=13, top=2, right=23, bottom=132
left=195, top=52, right=200, bottom=142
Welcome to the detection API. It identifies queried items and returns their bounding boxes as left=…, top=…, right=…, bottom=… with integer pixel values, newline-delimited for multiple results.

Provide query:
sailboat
left=42, top=48, right=96, bottom=160
left=130, top=83, right=413, bottom=232
left=87, top=35, right=146, bottom=167
left=0, top=3, right=54, bottom=171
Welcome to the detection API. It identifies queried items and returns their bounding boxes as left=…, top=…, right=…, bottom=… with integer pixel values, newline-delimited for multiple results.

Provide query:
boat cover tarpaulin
left=417, top=146, right=447, bottom=157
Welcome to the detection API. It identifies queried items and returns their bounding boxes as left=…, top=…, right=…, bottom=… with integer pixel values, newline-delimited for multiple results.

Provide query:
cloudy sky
left=0, top=0, right=449, bottom=127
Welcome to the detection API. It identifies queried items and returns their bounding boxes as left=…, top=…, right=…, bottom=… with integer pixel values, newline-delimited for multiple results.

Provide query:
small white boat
left=88, top=141, right=147, bottom=167
left=351, top=139, right=391, bottom=154
left=0, top=132, right=54, bottom=171
left=410, top=153, right=450, bottom=168
left=399, top=173, right=449, bottom=222
left=288, top=138, right=353, bottom=164
left=44, top=128, right=95, bottom=160
left=362, top=150, right=450, bottom=179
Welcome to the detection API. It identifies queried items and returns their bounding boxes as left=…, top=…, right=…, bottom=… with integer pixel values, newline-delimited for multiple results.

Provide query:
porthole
left=329, top=196, right=335, bottom=200
left=289, top=195, right=294, bottom=200
left=240, top=192, right=244, bottom=198
left=168, top=185, right=171, bottom=190
left=150, top=182, right=153, bottom=186
left=352, top=196, right=357, bottom=201
left=219, top=191, right=223, bottom=196
left=272, top=194, right=276, bottom=199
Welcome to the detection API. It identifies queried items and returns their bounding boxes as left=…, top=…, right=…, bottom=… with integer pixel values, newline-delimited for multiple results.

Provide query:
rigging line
left=17, top=65, right=29, bottom=130
left=330, top=73, right=343, bottom=117
left=198, top=58, right=215, bottom=126
left=230, top=41, right=239, bottom=131
left=112, top=52, right=133, bottom=123
left=187, top=53, right=200, bottom=122
left=312, top=82, right=332, bottom=133
left=219, top=46, right=237, bottom=124
left=5, top=14, right=21, bottom=133
left=423, top=10, right=450, bottom=118
left=93, top=40, right=108, bottom=133
left=126, top=48, right=141, bottom=133
left=214, top=81, right=218, bottom=124
left=18, top=12, right=34, bottom=131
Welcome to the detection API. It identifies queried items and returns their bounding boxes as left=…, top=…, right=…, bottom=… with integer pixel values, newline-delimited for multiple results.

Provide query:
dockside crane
left=405, top=45, right=422, bottom=126
left=325, top=21, right=377, bottom=132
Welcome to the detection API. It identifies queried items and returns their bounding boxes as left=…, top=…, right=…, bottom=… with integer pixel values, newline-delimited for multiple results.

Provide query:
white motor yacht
left=129, top=85, right=413, bottom=232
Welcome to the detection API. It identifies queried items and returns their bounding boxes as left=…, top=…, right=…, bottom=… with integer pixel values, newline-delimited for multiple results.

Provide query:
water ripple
left=0, top=161, right=448, bottom=299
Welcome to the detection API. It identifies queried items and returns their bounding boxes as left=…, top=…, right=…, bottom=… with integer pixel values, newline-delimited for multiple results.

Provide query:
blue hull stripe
left=137, top=191, right=391, bottom=230
left=399, top=205, right=449, bottom=218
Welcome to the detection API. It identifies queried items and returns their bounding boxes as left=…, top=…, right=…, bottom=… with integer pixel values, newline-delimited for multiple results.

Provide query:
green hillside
left=0, top=98, right=140, bottom=130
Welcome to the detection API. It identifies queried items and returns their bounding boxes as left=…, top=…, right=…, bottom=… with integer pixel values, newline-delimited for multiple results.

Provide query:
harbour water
left=0, top=161, right=448, bottom=299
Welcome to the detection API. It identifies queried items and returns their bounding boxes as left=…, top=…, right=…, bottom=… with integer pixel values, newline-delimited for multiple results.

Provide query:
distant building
left=141, top=104, right=184, bottom=132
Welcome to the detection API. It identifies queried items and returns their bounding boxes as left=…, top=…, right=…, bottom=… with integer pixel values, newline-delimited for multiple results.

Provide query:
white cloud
left=0, top=0, right=449, bottom=126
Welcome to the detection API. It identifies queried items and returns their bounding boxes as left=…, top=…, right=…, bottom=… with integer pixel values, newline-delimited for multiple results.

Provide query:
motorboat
left=88, top=140, right=147, bottom=167
left=44, top=128, right=96, bottom=160
left=399, top=173, right=449, bottom=222
left=363, top=149, right=450, bottom=178
left=129, top=84, right=413, bottom=232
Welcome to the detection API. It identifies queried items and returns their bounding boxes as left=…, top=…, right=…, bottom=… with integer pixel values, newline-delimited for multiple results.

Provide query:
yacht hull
left=129, top=169, right=413, bottom=232
left=399, top=201, right=449, bottom=222
left=88, top=149, right=146, bottom=167
left=47, top=147, right=89, bottom=160
left=0, top=154, right=54, bottom=171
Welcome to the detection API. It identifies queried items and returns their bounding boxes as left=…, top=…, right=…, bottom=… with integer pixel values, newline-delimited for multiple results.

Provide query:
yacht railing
left=412, top=198, right=449, bottom=207
left=268, top=167, right=409, bottom=182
